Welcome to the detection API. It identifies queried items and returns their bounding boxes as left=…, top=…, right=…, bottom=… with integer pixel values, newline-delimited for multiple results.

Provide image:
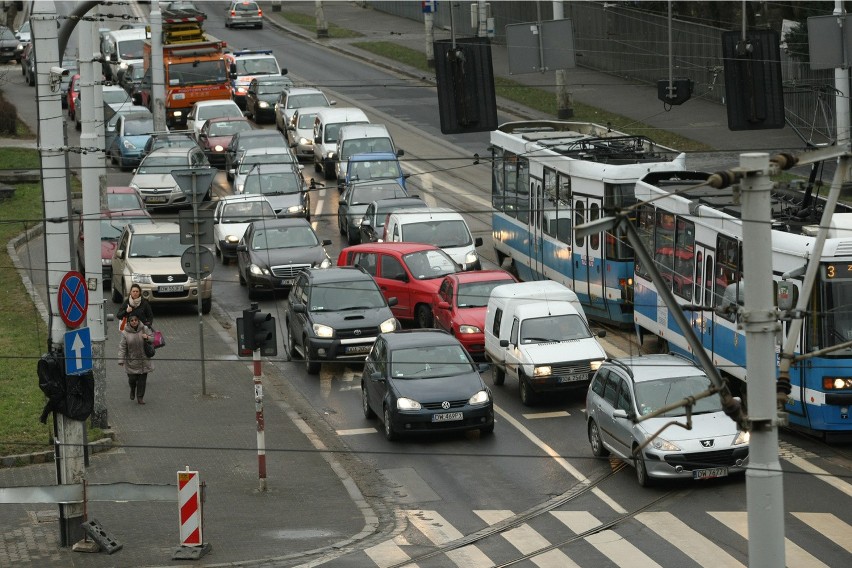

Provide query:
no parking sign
left=58, top=271, right=88, bottom=328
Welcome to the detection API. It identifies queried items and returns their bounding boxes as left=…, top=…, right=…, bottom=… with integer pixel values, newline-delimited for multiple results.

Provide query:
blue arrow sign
left=64, top=327, right=93, bottom=376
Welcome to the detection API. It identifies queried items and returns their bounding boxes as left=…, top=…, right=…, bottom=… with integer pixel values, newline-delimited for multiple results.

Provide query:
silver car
left=585, top=354, right=749, bottom=487
left=130, top=147, right=210, bottom=210
left=232, top=147, right=298, bottom=194
left=285, top=107, right=326, bottom=161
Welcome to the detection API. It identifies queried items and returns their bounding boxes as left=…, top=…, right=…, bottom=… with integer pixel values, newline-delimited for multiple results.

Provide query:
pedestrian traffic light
left=243, top=308, right=275, bottom=352
left=434, top=37, right=497, bottom=134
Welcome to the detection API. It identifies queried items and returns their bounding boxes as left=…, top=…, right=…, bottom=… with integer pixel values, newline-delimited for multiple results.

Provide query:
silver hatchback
left=585, top=354, right=749, bottom=486
left=224, top=1, right=263, bottom=29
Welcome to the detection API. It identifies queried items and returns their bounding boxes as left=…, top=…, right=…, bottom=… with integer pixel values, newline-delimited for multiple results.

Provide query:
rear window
left=235, top=2, right=259, bottom=12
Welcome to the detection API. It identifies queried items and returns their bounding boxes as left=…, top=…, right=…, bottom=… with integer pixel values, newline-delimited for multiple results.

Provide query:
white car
left=186, top=99, right=243, bottom=138
left=274, top=87, right=334, bottom=133
left=213, top=195, right=276, bottom=265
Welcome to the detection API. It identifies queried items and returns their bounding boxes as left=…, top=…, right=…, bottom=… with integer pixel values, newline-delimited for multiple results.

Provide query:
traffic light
left=243, top=308, right=275, bottom=352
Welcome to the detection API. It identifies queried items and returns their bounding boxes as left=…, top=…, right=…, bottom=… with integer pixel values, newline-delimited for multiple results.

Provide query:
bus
left=489, top=121, right=685, bottom=327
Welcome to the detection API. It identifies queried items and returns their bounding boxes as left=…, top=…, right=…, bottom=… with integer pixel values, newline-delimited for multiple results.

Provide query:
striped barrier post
left=178, top=469, right=202, bottom=546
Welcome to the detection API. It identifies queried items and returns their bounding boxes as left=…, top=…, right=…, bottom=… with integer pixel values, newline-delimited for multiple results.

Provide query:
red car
left=196, top=116, right=255, bottom=168
left=67, top=73, right=81, bottom=120
left=105, top=186, right=146, bottom=216
left=432, top=270, right=517, bottom=359
left=337, top=242, right=462, bottom=327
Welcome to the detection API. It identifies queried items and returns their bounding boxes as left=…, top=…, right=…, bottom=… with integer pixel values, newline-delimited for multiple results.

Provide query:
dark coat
left=115, top=297, right=154, bottom=328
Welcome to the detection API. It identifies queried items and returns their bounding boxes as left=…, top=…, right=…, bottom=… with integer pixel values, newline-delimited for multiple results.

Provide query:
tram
left=489, top=121, right=685, bottom=327
left=632, top=168, right=852, bottom=435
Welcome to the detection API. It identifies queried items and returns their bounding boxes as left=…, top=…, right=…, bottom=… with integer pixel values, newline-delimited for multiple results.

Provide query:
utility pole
left=150, top=3, right=166, bottom=132
left=33, top=0, right=85, bottom=546
left=315, top=1, right=328, bottom=39
left=552, top=1, right=573, bottom=118
left=424, top=4, right=435, bottom=68
left=740, top=153, right=786, bottom=568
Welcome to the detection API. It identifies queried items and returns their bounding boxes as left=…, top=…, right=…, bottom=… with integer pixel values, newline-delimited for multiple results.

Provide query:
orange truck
left=138, top=8, right=231, bottom=128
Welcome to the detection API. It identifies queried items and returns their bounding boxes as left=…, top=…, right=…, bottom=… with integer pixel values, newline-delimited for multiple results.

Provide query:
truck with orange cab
left=137, top=7, right=232, bottom=128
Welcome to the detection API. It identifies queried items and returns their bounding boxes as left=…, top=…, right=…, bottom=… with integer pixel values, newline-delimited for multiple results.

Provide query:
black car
left=359, top=197, right=427, bottom=244
left=285, top=267, right=399, bottom=375
left=225, top=129, right=291, bottom=180
left=141, top=131, right=197, bottom=160
left=236, top=218, right=331, bottom=300
left=245, top=75, right=294, bottom=124
left=0, top=26, right=21, bottom=65
left=361, top=329, right=494, bottom=440
left=338, top=180, right=408, bottom=245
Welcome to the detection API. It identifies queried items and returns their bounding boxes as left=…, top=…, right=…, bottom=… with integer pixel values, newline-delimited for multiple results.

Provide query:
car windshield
left=137, top=155, right=190, bottom=174
left=250, top=225, right=318, bottom=250
left=390, top=345, right=474, bottom=378
left=457, top=280, right=512, bottom=308
left=238, top=134, right=287, bottom=152
left=257, top=81, right=291, bottom=95
left=374, top=203, right=419, bottom=227
left=402, top=250, right=459, bottom=280
left=0, top=27, right=14, bottom=41
left=350, top=183, right=406, bottom=205
left=243, top=171, right=301, bottom=195
left=103, top=90, right=131, bottom=105
left=102, top=216, right=150, bottom=239
left=239, top=153, right=293, bottom=173
left=520, top=314, right=591, bottom=343
left=107, top=192, right=142, bottom=211
left=235, top=58, right=278, bottom=75
left=197, top=103, right=241, bottom=121
left=151, top=136, right=195, bottom=152
left=289, top=94, right=329, bottom=109
left=341, top=138, right=395, bottom=160
left=309, top=280, right=385, bottom=311
left=296, top=113, right=317, bottom=129
left=208, top=120, right=252, bottom=137
left=128, top=233, right=185, bottom=258
left=125, top=117, right=153, bottom=135
left=221, top=200, right=274, bottom=223
left=402, top=220, right=472, bottom=248
left=348, top=160, right=401, bottom=181
left=117, top=39, right=143, bottom=59
left=634, top=374, right=721, bottom=417
left=169, top=60, right=228, bottom=86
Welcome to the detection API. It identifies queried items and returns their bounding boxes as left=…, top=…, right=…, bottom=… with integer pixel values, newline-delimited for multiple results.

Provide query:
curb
left=0, top=433, right=116, bottom=469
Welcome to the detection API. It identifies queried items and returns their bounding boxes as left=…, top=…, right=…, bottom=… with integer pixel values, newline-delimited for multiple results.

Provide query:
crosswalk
left=357, top=508, right=850, bottom=568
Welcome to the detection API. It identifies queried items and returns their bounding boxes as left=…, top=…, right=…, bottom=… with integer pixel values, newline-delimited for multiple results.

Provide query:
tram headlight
left=823, top=377, right=852, bottom=390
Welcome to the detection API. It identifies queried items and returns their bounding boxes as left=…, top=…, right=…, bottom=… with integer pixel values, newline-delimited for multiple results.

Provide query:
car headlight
left=225, top=234, right=240, bottom=244
left=464, top=250, right=479, bottom=265
left=131, top=272, right=153, bottom=284
left=380, top=317, right=398, bottom=333
left=732, top=430, right=750, bottom=446
left=129, top=183, right=139, bottom=191
left=312, top=323, right=334, bottom=338
left=101, top=258, right=112, bottom=266
left=397, top=397, right=421, bottom=411
left=590, top=359, right=604, bottom=371
left=214, top=144, right=224, bottom=152
left=533, top=365, right=552, bottom=377
left=458, top=324, right=481, bottom=334
left=121, top=139, right=136, bottom=150
left=286, top=204, right=305, bottom=214
left=259, top=101, right=269, bottom=108
left=468, top=390, right=490, bottom=405
left=298, top=137, right=310, bottom=145
left=248, top=264, right=269, bottom=276
left=325, top=151, right=334, bottom=159
left=236, top=86, right=248, bottom=94
left=318, top=257, right=332, bottom=269
left=650, top=437, right=681, bottom=451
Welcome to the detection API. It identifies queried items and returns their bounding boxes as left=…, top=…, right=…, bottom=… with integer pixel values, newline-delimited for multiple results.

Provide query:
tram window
left=655, top=212, right=675, bottom=287
left=604, top=183, right=637, bottom=214
left=575, top=200, right=585, bottom=247
left=694, top=251, right=703, bottom=304
left=543, top=169, right=559, bottom=237
left=635, top=206, right=655, bottom=279
left=673, top=218, right=695, bottom=301
left=821, top=279, right=852, bottom=347
left=551, top=216, right=572, bottom=244
left=606, top=223, right=633, bottom=261
left=492, top=147, right=505, bottom=211
left=589, top=203, right=600, bottom=250
left=705, top=254, right=714, bottom=308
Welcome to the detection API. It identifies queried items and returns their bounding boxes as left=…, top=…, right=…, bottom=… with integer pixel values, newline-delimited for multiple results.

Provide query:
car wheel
left=287, top=323, right=300, bottom=359
left=415, top=304, right=433, bottom=328
left=314, top=159, right=321, bottom=173
left=305, top=342, right=320, bottom=375
left=383, top=405, right=398, bottom=441
left=338, top=215, right=346, bottom=236
left=346, top=225, right=359, bottom=246
left=480, top=422, right=494, bottom=436
left=519, top=371, right=536, bottom=406
left=238, top=269, right=246, bottom=286
left=493, top=366, right=505, bottom=386
left=221, top=254, right=229, bottom=266
left=201, top=298, right=212, bottom=314
left=589, top=420, right=609, bottom=457
left=634, top=446, right=653, bottom=487
left=361, top=382, right=375, bottom=419
left=111, top=282, right=122, bottom=304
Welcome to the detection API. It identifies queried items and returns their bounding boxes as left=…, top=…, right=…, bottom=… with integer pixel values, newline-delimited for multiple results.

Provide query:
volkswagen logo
left=441, top=401, right=450, bottom=410
left=700, top=439, right=714, bottom=448
left=353, top=329, right=362, bottom=336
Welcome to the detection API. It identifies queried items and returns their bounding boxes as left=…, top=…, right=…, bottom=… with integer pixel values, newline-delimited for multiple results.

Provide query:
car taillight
left=258, top=9, right=263, bottom=16
left=230, top=10, right=236, bottom=16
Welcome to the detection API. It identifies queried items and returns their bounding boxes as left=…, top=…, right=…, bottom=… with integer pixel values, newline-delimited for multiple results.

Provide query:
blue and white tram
left=632, top=169, right=852, bottom=435
left=489, top=121, right=685, bottom=327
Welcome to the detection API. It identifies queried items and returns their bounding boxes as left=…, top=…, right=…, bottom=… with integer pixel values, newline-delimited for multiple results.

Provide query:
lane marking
left=523, top=411, right=570, bottom=420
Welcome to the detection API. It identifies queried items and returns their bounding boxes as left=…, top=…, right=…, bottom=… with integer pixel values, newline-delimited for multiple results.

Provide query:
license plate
left=693, top=467, right=728, bottom=480
left=432, top=412, right=463, bottom=422
left=158, top=285, right=184, bottom=293
left=280, top=278, right=294, bottom=286
left=145, top=196, right=167, bottom=204
left=345, top=345, right=371, bottom=354
left=558, top=373, right=587, bottom=383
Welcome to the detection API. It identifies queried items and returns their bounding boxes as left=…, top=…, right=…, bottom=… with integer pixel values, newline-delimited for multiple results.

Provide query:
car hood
left=450, top=306, right=487, bottom=328
left=636, top=412, right=745, bottom=450
left=204, top=135, right=233, bottom=148
left=344, top=203, right=370, bottom=219
left=131, top=173, right=178, bottom=190
left=310, top=306, right=394, bottom=328
left=215, top=221, right=252, bottom=240
left=262, top=193, right=301, bottom=210
left=391, top=371, right=486, bottom=402
left=250, top=244, right=326, bottom=267
left=124, top=258, right=185, bottom=275
left=518, top=337, right=606, bottom=364
left=121, top=134, right=150, bottom=147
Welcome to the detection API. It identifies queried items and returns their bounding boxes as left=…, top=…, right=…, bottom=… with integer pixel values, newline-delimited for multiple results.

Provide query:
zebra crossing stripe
left=474, top=510, right=579, bottom=568
left=406, top=510, right=492, bottom=567
left=636, top=512, right=744, bottom=567
left=791, top=513, right=852, bottom=554
left=551, top=511, right=662, bottom=568
left=364, top=540, right=416, bottom=568
left=709, top=511, right=829, bottom=568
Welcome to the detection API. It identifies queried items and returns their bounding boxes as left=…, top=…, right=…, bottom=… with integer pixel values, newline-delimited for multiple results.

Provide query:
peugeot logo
left=441, top=401, right=450, bottom=410
left=353, top=329, right=362, bottom=336
left=701, top=440, right=714, bottom=448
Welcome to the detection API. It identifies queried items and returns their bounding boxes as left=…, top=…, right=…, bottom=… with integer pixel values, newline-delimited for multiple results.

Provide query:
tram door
left=529, top=175, right=546, bottom=279
left=693, top=244, right=716, bottom=353
left=574, top=195, right=606, bottom=313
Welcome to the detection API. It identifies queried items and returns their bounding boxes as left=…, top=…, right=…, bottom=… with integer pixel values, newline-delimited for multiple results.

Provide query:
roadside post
left=173, top=468, right=211, bottom=559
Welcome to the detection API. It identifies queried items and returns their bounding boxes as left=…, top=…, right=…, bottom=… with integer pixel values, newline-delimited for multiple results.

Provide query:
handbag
left=143, top=339, right=155, bottom=358
left=152, top=329, right=165, bottom=349
left=119, top=316, right=127, bottom=332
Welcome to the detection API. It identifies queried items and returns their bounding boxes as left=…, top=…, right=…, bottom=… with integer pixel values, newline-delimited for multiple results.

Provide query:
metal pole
left=253, top=343, right=267, bottom=492
left=740, top=153, right=785, bottom=568
left=315, top=1, right=328, bottom=39
left=424, top=8, right=435, bottom=68
left=552, top=1, right=573, bottom=118
left=150, top=3, right=166, bottom=132
left=191, top=174, right=207, bottom=396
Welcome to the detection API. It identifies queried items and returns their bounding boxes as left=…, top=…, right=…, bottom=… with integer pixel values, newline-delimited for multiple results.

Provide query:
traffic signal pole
left=253, top=346, right=267, bottom=492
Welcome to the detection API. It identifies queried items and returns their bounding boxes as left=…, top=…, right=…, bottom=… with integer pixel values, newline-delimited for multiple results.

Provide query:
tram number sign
left=825, top=263, right=852, bottom=279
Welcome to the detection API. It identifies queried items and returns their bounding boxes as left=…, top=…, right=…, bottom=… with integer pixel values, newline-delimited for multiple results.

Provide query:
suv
left=586, top=354, right=750, bottom=486
left=111, top=222, right=213, bottom=313
left=285, top=267, right=399, bottom=375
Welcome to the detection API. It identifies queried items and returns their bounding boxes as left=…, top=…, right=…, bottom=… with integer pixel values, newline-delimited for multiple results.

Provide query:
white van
left=101, top=28, right=147, bottom=83
left=312, top=107, right=369, bottom=179
left=334, top=123, right=402, bottom=187
left=383, top=207, right=483, bottom=271
left=484, top=281, right=607, bottom=405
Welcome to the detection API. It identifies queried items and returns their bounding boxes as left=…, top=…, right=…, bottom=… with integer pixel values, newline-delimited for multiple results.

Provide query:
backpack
left=37, top=351, right=67, bottom=424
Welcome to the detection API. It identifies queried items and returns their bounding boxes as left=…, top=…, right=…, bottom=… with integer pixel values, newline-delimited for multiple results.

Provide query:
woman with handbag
left=118, top=314, right=154, bottom=405
left=116, top=283, right=154, bottom=330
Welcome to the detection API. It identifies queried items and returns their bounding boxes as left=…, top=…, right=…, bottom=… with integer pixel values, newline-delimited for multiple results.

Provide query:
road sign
left=64, top=327, right=92, bottom=376
left=58, top=271, right=88, bottom=328
left=181, top=246, right=215, bottom=279
left=171, top=167, right=217, bottom=198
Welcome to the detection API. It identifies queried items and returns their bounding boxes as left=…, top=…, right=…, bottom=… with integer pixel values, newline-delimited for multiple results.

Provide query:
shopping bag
left=152, top=330, right=165, bottom=349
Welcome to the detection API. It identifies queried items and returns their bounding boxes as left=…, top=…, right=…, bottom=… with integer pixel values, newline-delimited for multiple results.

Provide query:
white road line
left=552, top=511, right=662, bottom=568
left=494, top=406, right=627, bottom=514
left=635, top=511, right=744, bottom=568
left=709, top=511, right=829, bottom=568
left=406, top=510, right=492, bottom=567
left=336, top=428, right=378, bottom=436
left=365, top=540, right=417, bottom=568
left=522, top=411, right=570, bottom=420
left=783, top=453, right=852, bottom=499
left=474, top=510, right=579, bottom=568
left=791, top=513, right=852, bottom=554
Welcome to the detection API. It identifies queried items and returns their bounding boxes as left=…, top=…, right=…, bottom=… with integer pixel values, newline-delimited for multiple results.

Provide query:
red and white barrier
left=177, top=469, right=202, bottom=547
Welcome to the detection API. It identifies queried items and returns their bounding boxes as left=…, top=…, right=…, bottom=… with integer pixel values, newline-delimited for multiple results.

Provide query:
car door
left=338, top=185, right=352, bottom=231
left=433, top=277, right=454, bottom=333
left=503, top=317, right=522, bottom=380
left=287, top=275, right=310, bottom=351
left=365, top=338, right=389, bottom=415
left=375, top=253, right=412, bottom=320
left=236, top=221, right=253, bottom=275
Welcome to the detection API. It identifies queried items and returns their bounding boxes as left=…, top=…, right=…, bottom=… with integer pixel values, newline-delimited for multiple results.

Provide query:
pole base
left=173, top=543, right=212, bottom=560
left=557, top=107, right=574, bottom=120
left=317, top=29, right=329, bottom=38
left=72, top=539, right=100, bottom=553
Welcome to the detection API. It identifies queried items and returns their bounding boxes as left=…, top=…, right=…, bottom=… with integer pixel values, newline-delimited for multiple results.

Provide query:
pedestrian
left=115, top=283, right=153, bottom=329
left=118, top=314, right=153, bottom=405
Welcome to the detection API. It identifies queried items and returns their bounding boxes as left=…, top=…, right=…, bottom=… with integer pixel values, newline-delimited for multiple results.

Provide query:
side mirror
left=293, top=303, right=307, bottom=314
left=396, top=149, right=405, bottom=157
left=321, top=239, right=332, bottom=246
left=314, top=136, right=321, bottom=144
left=360, top=218, right=372, bottom=227
left=596, top=329, right=607, bottom=338
left=499, top=339, right=509, bottom=348
left=612, top=409, right=629, bottom=420
left=437, top=301, right=450, bottom=310
left=474, top=237, right=483, bottom=247
left=387, top=297, right=398, bottom=307
left=281, top=68, right=288, bottom=75
left=236, top=244, right=247, bottom=252
left=370, top=371, right=384, bottom=381
left=115, top=249, right=125, bottom=259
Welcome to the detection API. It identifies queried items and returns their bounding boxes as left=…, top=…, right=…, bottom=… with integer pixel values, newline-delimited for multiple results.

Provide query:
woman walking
left=116, top=283, right=154, bottom=329
left=118, top=314, right=153, bottom=404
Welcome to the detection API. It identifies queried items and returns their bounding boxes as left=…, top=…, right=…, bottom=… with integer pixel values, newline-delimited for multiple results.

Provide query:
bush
left=0, top=96, right=18, bottom=136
